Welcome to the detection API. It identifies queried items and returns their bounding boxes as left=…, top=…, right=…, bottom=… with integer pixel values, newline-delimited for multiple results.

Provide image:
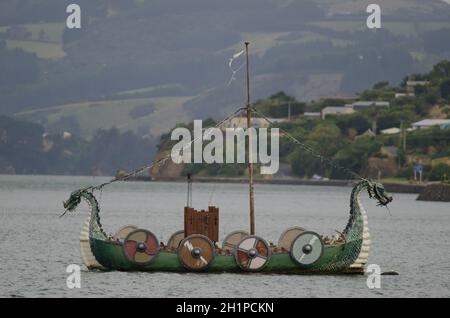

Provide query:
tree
left=308, top=123, right=342, bottom=157
left=335, top=113, right=371, bottom=135
left=254, top=91, right=305, bottom=118
left=332, top=137, right=382, bottom=179
left=429, top=164, right=450, bottom=182
left=373, top=81, right=389, bottom=90
left=0, top=115, right=45, bottom=174
left=440, top=78, right=450, bottom=101
left=430, top=60, right=450, bottom=80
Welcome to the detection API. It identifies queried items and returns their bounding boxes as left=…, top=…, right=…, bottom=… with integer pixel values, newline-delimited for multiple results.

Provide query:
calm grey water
left=0, top=175, right=449, bottom=298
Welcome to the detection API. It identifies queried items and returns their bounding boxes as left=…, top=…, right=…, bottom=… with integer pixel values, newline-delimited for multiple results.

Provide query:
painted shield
left=235, top=236, right=270, bottom=271
left=115, top=225, right=138, bottom=240
left=178, top=234, right=215, bottom=271
left=167, top=230, right=184, bottom=250
left=290, top=231, right=324, bottom=267
left=123, top=229, right=159, bottom=265
left=222, top=230, right=249, bottom=251
left=278, top=227, right=305, bottom=251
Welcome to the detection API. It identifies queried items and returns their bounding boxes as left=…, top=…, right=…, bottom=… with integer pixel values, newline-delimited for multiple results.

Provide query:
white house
left=380, top=127, right=401, bottom=135
left=412, top=119, right=450, bottom=129
left=395, top=93, right=415, bottom=98
left=406, top=81, right=429, bottom=87
left=225, top=117, right=286, bottom=129
left=320, top=106, right=354, bottom=119
left=303, top=112, right=321, bottom=120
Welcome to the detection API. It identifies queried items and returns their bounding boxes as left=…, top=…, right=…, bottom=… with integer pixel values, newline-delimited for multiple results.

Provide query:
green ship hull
left=65, top=180, right=392, bottom=274
left=90, top=237, right=363, bottom=273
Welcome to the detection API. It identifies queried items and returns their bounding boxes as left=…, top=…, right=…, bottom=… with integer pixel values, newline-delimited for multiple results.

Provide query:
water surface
left=0, top=175, right=449, bottom=297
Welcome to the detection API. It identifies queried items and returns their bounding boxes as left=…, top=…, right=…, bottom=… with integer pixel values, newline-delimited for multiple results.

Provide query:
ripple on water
left=0, top=175, right=449, bottom=298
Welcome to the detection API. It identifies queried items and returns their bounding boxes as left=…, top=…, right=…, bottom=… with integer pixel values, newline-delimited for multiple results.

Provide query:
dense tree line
left=0, top=115, right=156, bottom=176
left=160, top=61, right=450, bottom=181
left=254, top=92, right=306, bottom=118
left=0, top=41, right=39, bottom=89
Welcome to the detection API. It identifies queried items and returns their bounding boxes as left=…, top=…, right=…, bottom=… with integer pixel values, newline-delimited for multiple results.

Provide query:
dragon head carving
left=366, top=180, right=393, bottom=206
left=63, top=188, right=91, bottom=212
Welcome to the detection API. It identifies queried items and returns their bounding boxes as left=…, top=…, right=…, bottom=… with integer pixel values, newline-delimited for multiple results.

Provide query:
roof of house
left=226, top=117, right=284, bottom=128
left=381, top=127, right=401, bottom=135
left=268, top=118, right=288, bottom=123
left=304, top=112, right=321, bottom=116
left=412, top=119, right=450, bottom=127
left=395, top=93, right=415, bottom=98
left=322, top=106, right=354, bottom=113
left=350, top=101, right=390, bottom=107
left=407, top=81, right=430, bottom=86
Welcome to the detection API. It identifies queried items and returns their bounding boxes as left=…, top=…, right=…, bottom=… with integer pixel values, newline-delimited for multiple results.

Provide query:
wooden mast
left=245, top=42, right=255, bottom=235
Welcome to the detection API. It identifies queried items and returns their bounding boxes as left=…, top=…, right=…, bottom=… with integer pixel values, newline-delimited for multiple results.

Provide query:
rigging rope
left=80, top=103, right=364, bottom=193
left=88, top=107, right=246, bottom=191
left=251, top=107, right=364, bottom=181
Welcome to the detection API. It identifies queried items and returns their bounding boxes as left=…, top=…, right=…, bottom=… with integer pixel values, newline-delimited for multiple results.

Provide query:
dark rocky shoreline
left=417, top=184, right=450, bottom=202
left=126, top=176, right=427, bottom=194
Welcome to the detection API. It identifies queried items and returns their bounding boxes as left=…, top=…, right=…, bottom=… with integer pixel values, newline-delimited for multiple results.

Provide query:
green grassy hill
left=1, top=0, right=450, bottom=139
left=16, top=96, right=192, bottom=138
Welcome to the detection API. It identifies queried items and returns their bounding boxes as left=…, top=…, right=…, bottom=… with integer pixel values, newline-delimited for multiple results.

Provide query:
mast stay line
left=86, top=106, right=246, bottom=192
left=252, top=108, right=364, bottom=181
left=70, top=42, right=364, bottom=215
left=245, top=42, right=256, bottom=235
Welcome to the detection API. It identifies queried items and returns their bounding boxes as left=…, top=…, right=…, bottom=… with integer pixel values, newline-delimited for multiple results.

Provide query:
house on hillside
left=303, top=112, right=321, bottom=120
left=320, top=106, right=354, bottom=119
left=406, top=80, right=430, bottom=94
left=395, top=93, right=415, bottom=98
left=347, top=101, right=390, bottom=111
left=224, top=116, right=286, bottom=129
left=380, top=127, right=401, bottom=135
left=315, top=95, right=357, bottom=104
left=412, top=119, right=450, bottom=130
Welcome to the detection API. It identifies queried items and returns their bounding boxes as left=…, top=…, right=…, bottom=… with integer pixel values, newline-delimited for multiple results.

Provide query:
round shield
left=123, top=229, right=159, bottom=265
left=235, top=236, right=270, bottom=271
left=222, top=230, right=249, bottom=251
left=178, top=234, right=215, bottom=271
left=278, top=227, right=305, bottom=251
left=290, top=231, right=324, bottom=267
left=167, top=230, right=184, bottom=250
left=115, top=225, right=138, bottom=240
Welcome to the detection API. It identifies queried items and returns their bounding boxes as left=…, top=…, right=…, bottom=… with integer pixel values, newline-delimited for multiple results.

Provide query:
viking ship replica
left=63, top=43, right=393, bottom=274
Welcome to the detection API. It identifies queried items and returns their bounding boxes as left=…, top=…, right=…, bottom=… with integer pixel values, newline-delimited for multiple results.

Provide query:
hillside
left=156, top=60, right=450, bottom=182
left=1, top=0, right=450, bottom=138
left=0, top=115, right=157, bottom=176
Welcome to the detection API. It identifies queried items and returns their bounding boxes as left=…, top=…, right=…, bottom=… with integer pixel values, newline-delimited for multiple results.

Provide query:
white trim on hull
left=79, top=218, right=104, bottom=270
left=349, top=194, right=370, bottom=269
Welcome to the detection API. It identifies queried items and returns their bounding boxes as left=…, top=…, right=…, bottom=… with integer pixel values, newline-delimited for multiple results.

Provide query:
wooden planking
left=184, top=206, right=219, bottom=242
